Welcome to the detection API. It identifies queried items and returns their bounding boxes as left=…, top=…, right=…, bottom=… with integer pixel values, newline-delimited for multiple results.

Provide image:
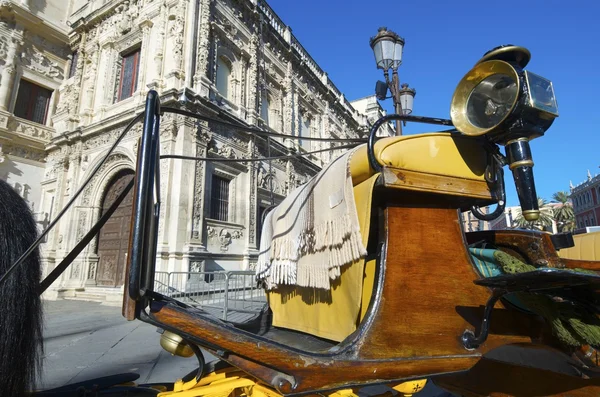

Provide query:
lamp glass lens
left=466, top=74, right=518, bottom=129
left=393, top=42, right=403, bottom=68
left=373, top=41, right=383, bottom=68
left=400, top=92, right=414, bottom=114
left=525, top=71, right=558, bottom=116
left=380, top=39, right=395, bottom=70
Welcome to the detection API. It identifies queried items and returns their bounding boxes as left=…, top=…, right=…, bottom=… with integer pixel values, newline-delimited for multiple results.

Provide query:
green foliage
left=512, top=191, right=576, bottom=233
left=513, top=197, right=555, bottom=231
left=552, top=191, right=576, bottom=232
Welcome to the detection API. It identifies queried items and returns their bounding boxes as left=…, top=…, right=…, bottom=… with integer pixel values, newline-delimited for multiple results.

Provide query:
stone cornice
left=0, top=0, right=69, bottom=43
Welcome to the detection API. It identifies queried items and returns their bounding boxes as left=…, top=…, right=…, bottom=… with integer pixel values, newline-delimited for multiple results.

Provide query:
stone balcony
left=0, top=109, right=52, bottom=162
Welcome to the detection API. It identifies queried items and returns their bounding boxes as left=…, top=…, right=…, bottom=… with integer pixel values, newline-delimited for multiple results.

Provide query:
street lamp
left=370, top=27, right=415, bottom=135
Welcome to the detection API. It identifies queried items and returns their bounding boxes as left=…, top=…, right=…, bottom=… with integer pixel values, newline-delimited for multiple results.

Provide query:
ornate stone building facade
left=1, top=0, right=385, bottom=299
left=0, top=0, right=71, bottom=233
left=571, top=171, right=600, bottom=230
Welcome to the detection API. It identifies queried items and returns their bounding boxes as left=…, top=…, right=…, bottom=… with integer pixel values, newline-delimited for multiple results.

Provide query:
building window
left=216, top=57, right=232, bottom=100
left=117, top=48, right=141, bottom=101
left=68, top=51, right=79, bottom=78
left=210, top=174, right=230, bottom=221
left=14, top=79, right=53, bottom=125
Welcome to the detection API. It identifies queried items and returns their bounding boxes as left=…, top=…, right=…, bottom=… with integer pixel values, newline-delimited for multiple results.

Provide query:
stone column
left=245, top=138, right=258, bottom=256
left=246, top=35, right=259, bottom=124
left=80, top=43, right=99, bottom=121
left=137, top=20, right=153, bottom=94
left=0, top=37, right=21, bottom=111
left=149, top=8, right=167, bottom=89
left=193, top=0, right=212, bottom=95
left=165, top=2, right=186, bottom=89
left=283, top=60, right=294, bottom=148
left=190, top=123, right=212, bottom=248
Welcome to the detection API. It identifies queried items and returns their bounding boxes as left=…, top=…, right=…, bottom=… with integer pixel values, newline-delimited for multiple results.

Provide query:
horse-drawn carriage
left=3, top=44, right=600, bottom=397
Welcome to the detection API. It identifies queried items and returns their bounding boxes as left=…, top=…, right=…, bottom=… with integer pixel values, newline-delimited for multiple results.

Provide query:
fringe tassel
left=260, top=213, right=366, bottom=290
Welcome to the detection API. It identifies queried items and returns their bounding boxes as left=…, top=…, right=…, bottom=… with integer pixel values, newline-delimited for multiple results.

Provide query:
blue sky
left=267, top=0, right=600, bottom=206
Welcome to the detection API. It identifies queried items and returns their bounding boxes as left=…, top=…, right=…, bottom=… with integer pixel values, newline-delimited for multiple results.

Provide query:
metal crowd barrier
left=153, top=270, right=267, bottom=321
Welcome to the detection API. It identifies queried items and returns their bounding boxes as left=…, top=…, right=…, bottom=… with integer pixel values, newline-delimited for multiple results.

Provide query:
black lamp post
left=370, top=27, right=416, bottom=135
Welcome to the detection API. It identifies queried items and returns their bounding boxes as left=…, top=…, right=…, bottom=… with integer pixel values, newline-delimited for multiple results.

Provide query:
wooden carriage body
left=119, top=93, right=600, bottom=396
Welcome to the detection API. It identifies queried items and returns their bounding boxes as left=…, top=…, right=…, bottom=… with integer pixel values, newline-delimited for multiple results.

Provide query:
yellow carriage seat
left=267, top=132, right=492, bottom=342
left=559, top=230, right=600, bottom=261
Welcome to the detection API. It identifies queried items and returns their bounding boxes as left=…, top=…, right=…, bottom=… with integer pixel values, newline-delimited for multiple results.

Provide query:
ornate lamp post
left=370, top=27, right=416, bottom=135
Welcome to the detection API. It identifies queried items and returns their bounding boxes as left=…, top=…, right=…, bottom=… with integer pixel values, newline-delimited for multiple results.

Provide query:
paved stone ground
left=39, top=299, right=208, bottom=391
left=38, top=299, right=454, bottom=396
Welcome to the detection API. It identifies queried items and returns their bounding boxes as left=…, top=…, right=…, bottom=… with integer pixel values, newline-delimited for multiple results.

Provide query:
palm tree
left=513, top=197, right=555, bottom=231
left=552, top=191, right=576, bottom=232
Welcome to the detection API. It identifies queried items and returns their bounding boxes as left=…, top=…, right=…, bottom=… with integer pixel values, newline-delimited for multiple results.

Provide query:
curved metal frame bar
left=366, top=114, right=453, bottom=172
left=129, top=90, right=162, bottom=300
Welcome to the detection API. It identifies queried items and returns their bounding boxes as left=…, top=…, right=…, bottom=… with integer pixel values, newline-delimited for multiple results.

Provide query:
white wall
left=0, top=155, right=45, bottom=214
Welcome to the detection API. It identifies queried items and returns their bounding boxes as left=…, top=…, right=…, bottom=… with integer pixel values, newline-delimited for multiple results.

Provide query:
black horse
left=0, top=179, right=43, bottom=396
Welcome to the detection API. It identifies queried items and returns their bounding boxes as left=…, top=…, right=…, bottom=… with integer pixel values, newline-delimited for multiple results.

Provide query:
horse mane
left=0, top=179, right=43, bottom=396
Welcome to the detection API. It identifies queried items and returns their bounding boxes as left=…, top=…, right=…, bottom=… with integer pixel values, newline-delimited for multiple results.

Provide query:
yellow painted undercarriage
left=153, top=366, right=427, bottom=397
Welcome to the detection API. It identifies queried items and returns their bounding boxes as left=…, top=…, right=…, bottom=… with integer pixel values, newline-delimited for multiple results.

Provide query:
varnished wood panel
left=150, top=303, right=479, bottom=394
left=434, top=357, right=600, bottom=397
left=361, top=206, right=537, bottom=359
left=383, top=167, right=493, bottom=200
left=466, top=230, right=563, bottom=268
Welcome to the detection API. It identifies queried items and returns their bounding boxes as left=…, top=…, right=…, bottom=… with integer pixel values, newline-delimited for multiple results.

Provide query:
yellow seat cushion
left=267, top=174, right=380, bottom=342
left=559, top=231, right=600, bottom=261
left=350, top=133, right=488, bottom=186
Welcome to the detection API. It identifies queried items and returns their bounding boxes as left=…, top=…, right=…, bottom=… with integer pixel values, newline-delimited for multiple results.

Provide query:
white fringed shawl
left=256, top=148, right=367, bottom=290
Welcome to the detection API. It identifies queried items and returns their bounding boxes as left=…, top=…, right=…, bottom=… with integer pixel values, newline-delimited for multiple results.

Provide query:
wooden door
left=96, top=172, right=134, bottom=287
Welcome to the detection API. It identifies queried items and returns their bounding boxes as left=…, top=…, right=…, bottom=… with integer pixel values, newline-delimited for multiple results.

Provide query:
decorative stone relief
left=191, top=125, right=211, bottom=240
left=71, top=263, right=81, bottom=278
left=190, top=261, right=204, bottom=272
left=88, top=262, right=97, bottom=280
left=247, top=35, right=259, bottom=116
left=6, top=118, right=52, bottom=140
left=20, top=39, right=64, bottom=79
left=218, top=228, right=232, bottom=251
left=194, top=0, right=211, bottom=82
left=77, top=211, right=87, bottom=241
left=1, top=143, right=45, bottom=162
left=153, top=5, right=167, bottom=79
left=206, top=226, right=217, bottom=238
left=169, top=2, right=186, bottom=72
left=258, top=167, right=283, bottom=195
left=81, top=153, right=129, bottom=206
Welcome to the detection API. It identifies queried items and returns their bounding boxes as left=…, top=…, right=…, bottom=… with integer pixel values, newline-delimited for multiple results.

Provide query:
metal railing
left=154, top=270, right=267, bottom=321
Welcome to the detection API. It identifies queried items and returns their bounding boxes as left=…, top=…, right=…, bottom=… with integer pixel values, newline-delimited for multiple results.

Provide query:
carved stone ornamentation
left=190, top=261, right=204, bottom=273
left=247, top=35, right=259, bottom=118
left=2, top=143, right=45, bottom=162
left=154, top=5, right=167, bottom=79
left=71, top=263, right=81, bottom=279
left=218, top=228, right=232, bottom=251
left=194, top=0, right=212, bottom=82
left=7, top=118, right=52, bottom=141
left=81, top=153, right=130, bottom=206
left=169, top=2, right=186, bottom=72
left=21, top=48, right=63, bottom=79
left=77, top=211, right=88, bottom=241
left=207, top=226, right=217, bottom=238
left=88, top=262, right=97, bottom=280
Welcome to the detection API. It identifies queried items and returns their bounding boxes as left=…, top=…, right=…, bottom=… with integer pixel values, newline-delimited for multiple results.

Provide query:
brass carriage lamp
left=370, top=27, right=411, bottom=135
left=450, top=45, right=559, bottom=222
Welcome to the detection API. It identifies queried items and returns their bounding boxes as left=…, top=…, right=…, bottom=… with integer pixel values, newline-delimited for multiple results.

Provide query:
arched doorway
left=96, top=170, right=135, bottom=287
